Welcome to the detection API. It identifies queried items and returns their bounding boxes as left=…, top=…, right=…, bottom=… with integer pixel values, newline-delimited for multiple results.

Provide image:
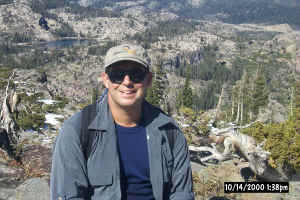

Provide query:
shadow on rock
left=240, top=167, right=255, bottom=181
left=0, top=128, right=18, bottom=160
left=209, top=197, right=232, bottom=200
left=189, top=149, right=221, bottom=165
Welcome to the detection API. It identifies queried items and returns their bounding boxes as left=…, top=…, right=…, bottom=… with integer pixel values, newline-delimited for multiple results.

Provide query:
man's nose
left=122, top=75, right=133, bottom=85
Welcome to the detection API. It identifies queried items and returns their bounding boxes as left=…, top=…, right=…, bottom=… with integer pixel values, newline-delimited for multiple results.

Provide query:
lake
left=43, top=39, right=94, bottom=48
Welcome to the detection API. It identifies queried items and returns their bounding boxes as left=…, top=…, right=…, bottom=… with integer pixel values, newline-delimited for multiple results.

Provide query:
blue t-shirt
left=116, top=123, right=155, bottom=200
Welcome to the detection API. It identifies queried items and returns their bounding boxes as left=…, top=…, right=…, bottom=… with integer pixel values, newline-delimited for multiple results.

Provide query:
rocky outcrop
left=0, top=0, right=56, bottom=41
left=8, top=178, right=50, bottom=200
left=162, top=49, right=204, bottom=71
left=192, top=158, right=300, bottom=200
left=1, top=2, right=300, bottom=200
left=0, top=135, right=52, bottom=199
left=53, top=10, right=147, bottom=40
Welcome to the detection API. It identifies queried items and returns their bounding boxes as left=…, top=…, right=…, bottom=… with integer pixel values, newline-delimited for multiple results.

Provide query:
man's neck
left=108, top=99, right=142, bottom=127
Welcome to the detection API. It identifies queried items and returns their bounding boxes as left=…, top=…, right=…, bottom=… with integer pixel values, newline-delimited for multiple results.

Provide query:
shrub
left=0, top=67, right=13, bottom=79
left=52, top=23, right=76, bottom=38
left=17, top=112, right=45, bottom=130
left=53, top=95, right=68, bottom=109
left=242, top=118, right=300, bottom=172
left=87, top=41, right=117, bottom=56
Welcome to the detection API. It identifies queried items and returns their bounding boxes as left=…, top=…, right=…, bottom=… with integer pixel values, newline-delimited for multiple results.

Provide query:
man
left=50, top=43, right=194, bottom=200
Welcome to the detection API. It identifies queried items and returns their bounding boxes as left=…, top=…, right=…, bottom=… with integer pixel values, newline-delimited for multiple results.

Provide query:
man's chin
left=119, top=101, right=137, bottom=108
left=118, top=99, right=142, bottom=108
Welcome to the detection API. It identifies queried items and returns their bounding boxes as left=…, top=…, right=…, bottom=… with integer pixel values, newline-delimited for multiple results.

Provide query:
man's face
left=101, top=61, right=152, bottom=109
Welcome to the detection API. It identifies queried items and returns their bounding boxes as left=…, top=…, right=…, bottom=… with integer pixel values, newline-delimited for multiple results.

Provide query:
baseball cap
left=104, top=43, right=151, bottom=70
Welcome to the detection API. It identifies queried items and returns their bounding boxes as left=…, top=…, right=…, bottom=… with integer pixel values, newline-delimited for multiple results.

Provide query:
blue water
left=25, top=124, right=49, bottom=133
left=44, top=39, right=92, bottom=48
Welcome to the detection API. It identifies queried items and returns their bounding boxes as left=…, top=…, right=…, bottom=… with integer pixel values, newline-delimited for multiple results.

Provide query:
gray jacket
left=50, top=96, right=194, bottom=200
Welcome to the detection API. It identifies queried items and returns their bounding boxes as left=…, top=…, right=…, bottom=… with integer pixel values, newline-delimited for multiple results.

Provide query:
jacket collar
left=141, top=100, right=174, bottom=129
left=87, top=95, right=174, bottom=131
left=87, top=95, right=113, bottom=131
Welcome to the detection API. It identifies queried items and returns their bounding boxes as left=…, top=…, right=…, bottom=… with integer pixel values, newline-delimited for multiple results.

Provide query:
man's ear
left=101, top=72, right=109, bottom=88
left=145, top=72, right=152, bottom=87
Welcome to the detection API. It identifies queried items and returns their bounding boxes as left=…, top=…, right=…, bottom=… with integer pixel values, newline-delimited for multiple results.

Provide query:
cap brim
left=104, top=57, right=149, bottom=69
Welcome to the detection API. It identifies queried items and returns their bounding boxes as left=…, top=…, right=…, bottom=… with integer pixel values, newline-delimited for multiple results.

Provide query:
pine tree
left=251, top=73, right=268, bottom=116
left=146, top=77, right=160, bottom=107
left=175, top=66, right=194, bottom=109
left=146, top=58, right=168, bottom=109
left=182, top=67, right=193, bottom=108
left=231, top=84, right=239, bottom=121
left=293, top=81, right=300, bottom=134
left=241, top=72, right=252, bottom=123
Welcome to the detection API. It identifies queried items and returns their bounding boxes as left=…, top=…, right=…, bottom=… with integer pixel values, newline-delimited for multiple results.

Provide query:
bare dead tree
left=0, top=72, right=20, bottom=158
left=215, top=85, right=224, bottom=120
left=188, top=121, right=285, bottom=180
left=289, top=87, right=294, bottom=116
left=235, top=84, right=242, bottom=124
left=231, top=92, right=235, bottom=119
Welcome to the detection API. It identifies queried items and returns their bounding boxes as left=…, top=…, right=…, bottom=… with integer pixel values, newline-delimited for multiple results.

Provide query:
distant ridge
left=71, top=0, right=300, bottom=29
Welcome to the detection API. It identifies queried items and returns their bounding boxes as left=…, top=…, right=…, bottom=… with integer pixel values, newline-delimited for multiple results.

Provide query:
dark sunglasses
left=105, top=66, right=148, bottom=84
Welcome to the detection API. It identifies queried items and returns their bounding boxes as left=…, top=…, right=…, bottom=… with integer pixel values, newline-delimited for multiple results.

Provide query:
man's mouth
left=120, top=90, right=136, bottom=94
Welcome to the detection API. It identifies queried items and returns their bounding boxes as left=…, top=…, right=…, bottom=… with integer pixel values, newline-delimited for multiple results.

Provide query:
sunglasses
left=105, top=66, right=148, bottom=84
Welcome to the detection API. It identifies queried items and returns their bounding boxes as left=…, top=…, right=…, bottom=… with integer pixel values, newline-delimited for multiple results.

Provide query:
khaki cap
left=104, top=43, right=150, bottom=69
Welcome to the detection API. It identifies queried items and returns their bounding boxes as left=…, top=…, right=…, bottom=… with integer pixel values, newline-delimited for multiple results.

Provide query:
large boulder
left=8, top=178, right=50, bottom=200
left=0, top=157, right=23, bottom=200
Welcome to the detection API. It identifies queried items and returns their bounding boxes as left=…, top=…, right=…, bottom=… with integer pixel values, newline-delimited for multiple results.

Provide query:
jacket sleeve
left=50, top=119, right=89, bottom=200
left=169, top=128, right=195, bottom=200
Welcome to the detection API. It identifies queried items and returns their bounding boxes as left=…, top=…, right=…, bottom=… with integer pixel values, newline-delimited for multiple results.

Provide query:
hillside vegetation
left=0, top=1, right=300, bottom=199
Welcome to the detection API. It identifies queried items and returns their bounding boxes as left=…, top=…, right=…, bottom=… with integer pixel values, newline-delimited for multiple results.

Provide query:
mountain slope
left=74, top=0, right=300, bottom=29
left=0, top=0, right=299, bottom=122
